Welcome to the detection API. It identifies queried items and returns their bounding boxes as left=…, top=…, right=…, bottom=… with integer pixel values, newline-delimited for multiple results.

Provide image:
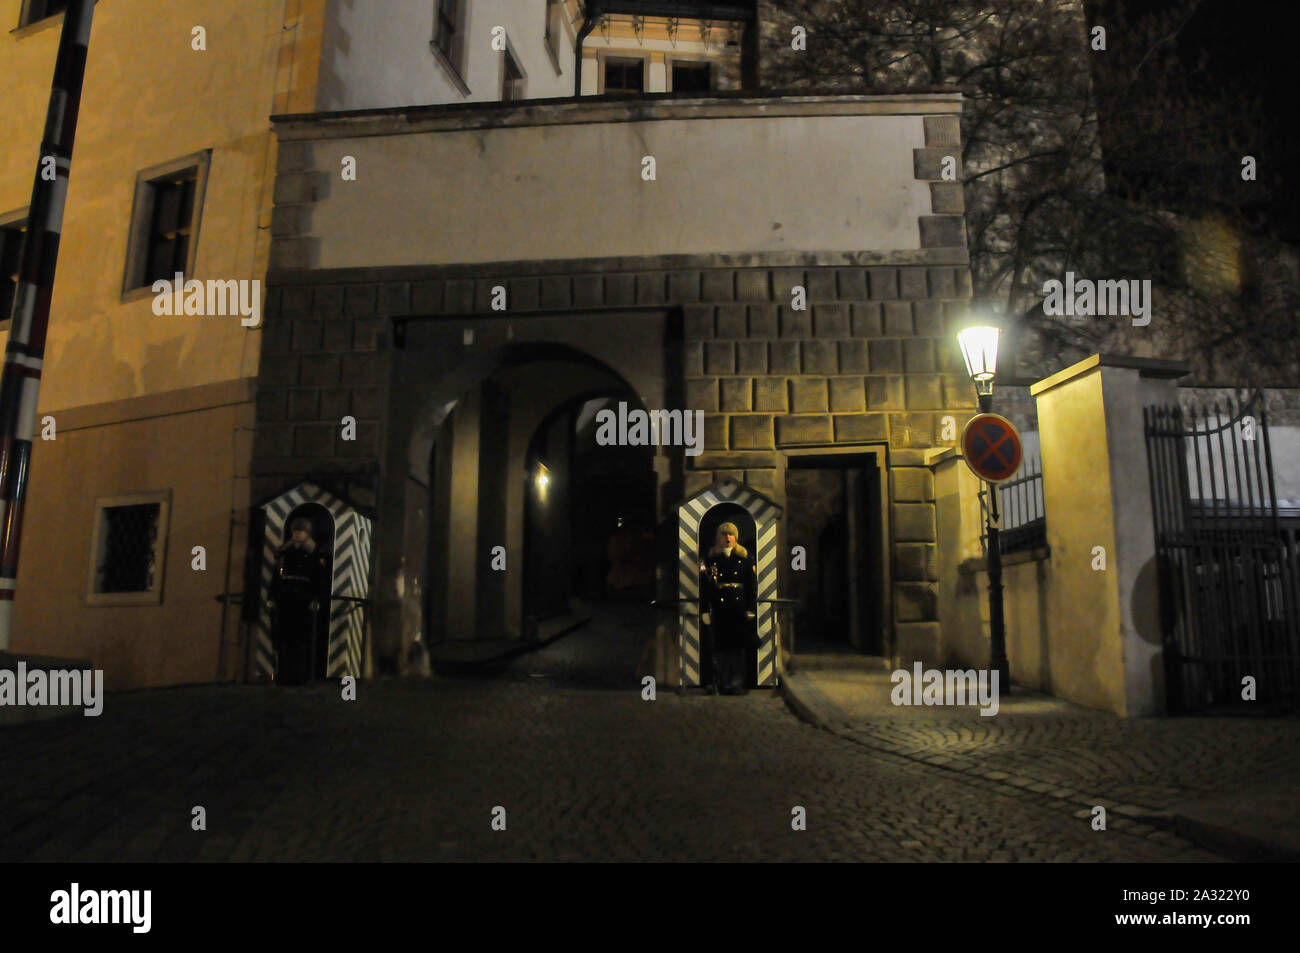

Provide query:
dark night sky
left=1089, top=0, right=1299, bottom=242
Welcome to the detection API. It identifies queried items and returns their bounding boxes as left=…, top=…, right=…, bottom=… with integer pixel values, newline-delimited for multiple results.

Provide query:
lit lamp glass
left=535, top=462, right=551, bottom=501
left=956, top=325, right=1000, bottom=397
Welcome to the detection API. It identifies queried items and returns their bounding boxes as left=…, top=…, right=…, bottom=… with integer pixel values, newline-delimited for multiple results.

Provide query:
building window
left=502, top=47, right=526, bottom=102
left=671, top=61, right=712, bottom=94
left=121, top=151, right=211, bottom=298
left=87, top=492, right=171, bottom=607
left=603, top=57, right=645, bottom=95
left=19, top=0, right=68, bottom=27
left=544, top=0, right=564, bottom=72
left=0, top=216, right=26, bottom=327
left=432, top=0, right=469, bottom=90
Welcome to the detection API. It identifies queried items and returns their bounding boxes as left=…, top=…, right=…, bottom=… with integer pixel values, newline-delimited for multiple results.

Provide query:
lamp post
left=956, top=326, right=1010, bottom=695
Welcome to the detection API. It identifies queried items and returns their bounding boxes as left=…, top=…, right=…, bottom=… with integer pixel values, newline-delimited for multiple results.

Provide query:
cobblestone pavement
left=0, top=602, right=1226, bottom=862
left=785, top=668, right=1300, bottom=856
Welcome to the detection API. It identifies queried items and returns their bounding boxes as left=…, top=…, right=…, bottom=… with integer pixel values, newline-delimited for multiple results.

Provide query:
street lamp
left=956, top=324, right=1010, bottom=694
left=956, top=325, right=1000, bottom=410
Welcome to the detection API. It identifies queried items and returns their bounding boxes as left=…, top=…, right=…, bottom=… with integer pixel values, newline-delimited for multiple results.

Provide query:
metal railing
left=979, top=454, right=1046, bottom=557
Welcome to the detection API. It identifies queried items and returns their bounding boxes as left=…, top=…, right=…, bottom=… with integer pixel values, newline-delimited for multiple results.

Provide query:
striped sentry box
left=256, top=482, right=373, bottom=681
left=676, top=479, right=783, bottom=688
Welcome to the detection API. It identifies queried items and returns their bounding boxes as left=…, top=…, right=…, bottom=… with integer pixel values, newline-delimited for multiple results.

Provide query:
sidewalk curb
left=1167, top=813, right=1300, bottom=864
left=778, top=673, right=1300, bottom=863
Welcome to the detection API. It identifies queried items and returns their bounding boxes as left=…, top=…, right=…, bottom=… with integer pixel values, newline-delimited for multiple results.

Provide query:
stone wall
left=254, top=253, right=976, bottom=665
left=252, top=282, right=388, bottom=507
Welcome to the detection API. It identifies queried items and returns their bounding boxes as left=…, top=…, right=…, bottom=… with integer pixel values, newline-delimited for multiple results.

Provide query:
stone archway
left=393, top=339, right=666, bottom=665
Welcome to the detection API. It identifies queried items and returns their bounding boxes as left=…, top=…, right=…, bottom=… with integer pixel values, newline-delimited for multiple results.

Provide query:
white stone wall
left=291, top=99, right=956, bottom=269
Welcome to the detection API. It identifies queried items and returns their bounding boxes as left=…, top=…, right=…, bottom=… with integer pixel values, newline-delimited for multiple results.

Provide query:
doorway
left=784, top=453, right=884, bottom=655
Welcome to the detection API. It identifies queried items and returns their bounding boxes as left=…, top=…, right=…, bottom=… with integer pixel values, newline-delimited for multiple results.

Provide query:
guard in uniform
left=699, top=522, right=758, bottom=694
left=269, top=517, right=331, bottom=685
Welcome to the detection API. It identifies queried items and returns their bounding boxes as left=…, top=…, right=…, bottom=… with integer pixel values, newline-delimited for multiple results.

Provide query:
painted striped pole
left=0, top=0, right=96, bottom=649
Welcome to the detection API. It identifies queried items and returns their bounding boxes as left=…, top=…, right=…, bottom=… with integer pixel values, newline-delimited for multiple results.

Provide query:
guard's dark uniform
left=270, top=545, right=330, bottom=685
left=700, top=547, right=757, bottom=693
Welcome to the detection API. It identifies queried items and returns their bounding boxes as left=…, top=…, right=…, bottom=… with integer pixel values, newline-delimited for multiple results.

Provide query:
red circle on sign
left=961, top=413, right=1023, bottom=483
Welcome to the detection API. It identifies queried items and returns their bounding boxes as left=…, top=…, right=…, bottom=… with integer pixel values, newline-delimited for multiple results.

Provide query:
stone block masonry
left=256, top=254, right=972, bottom=649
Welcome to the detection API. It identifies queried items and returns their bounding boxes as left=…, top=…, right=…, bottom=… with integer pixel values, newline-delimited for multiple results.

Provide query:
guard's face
left=724, top=532, right=737, bottom=547
left=292, top=529, right=310, bottom=544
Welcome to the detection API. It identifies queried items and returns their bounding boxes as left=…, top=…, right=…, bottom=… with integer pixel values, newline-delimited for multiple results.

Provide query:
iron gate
left=1144, top=390, right=1300, bottom=711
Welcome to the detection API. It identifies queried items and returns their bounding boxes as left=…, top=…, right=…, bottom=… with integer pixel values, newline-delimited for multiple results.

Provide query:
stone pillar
left=1030, top=355, right=1187, bottom=715
left=932, top=447, right=984, bottom=666
left=445, top=386, right=482, bottom=640
left=475, top=379, right=510, bottom=639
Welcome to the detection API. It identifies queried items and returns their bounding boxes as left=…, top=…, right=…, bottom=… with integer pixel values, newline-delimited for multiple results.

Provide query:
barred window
left=88, top=493, right=171, bottom=606
left=96, top=504, right=161, bottom=593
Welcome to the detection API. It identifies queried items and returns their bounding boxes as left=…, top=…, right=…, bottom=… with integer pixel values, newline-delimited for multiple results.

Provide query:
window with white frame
left=87, top=492, right=171, bottom=606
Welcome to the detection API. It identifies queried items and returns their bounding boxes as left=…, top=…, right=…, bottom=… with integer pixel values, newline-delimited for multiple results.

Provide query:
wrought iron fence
left=1145, top=390, right=1300, bottom=711
left=979, top=454, right=1046, bottom=556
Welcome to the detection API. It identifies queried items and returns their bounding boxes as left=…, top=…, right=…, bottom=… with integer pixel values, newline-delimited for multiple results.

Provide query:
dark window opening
left=672, top=61, right=712, bottom=94
left=544, top=0, right=563, bottom=66
left=21, top=0, right=68, bottom=27
left=0, top=222, right=25, bottom=322
left=502, top=48, right=525, bottom=101
left=434, top=0, right=464, bottom=71
left=142, top=171, right=197, bottom=287
left=604, top=58, right=645, bottom=95
left=96, top=503, right=161, bottom=594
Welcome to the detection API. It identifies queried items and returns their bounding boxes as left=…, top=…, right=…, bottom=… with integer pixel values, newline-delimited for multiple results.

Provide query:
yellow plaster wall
left=10, top=398, right=253, bottom=689
left=0, top=0, right=328, bottom=412
left=0, top=0, right=326, bottom=686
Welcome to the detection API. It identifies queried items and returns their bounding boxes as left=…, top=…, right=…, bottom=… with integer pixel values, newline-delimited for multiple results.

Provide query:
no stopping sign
left=961, top=413, right=1023, bottom=483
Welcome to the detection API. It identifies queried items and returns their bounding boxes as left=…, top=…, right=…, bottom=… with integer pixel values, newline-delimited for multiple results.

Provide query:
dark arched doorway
left=415, top=343, right=661, bottom=669
left=523, top=392, right=657, bottom=627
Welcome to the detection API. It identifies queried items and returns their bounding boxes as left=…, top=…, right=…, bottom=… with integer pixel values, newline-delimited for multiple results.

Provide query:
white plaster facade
left=318, top=0, right=579, bottom=111
left=281, top=96, right=956, bottom=271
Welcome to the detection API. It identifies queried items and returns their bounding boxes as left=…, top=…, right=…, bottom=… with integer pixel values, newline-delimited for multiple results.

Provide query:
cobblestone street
left=0, top=602, right=1226, bottom=862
